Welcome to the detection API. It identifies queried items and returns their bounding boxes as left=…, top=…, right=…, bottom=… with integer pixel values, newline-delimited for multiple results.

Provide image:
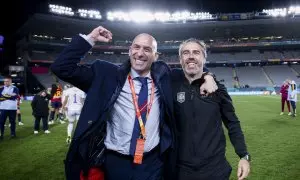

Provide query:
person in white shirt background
left=62, top=85, right=86, bottom=144
left=288, top=80, right=297, bottom=118
left=58, top=84, right=72, bottom=121
left=0, top=76, right=19, bottom=139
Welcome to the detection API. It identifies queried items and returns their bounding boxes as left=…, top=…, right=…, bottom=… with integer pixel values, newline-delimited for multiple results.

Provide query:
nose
left=136, top=48, right=145, bottom=58
left=187, top=54, right=195, bottom=60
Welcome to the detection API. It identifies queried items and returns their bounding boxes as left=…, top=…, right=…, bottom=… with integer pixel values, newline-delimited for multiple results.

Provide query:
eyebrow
left=132, top=44, right=153, bottom=51
left=182, top=49, right=201, bottom=53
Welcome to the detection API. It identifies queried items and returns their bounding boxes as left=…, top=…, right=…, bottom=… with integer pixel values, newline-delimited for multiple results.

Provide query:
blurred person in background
left=0, top=76, right=19, bottom=139
left=288, top=80, right=297, bottom=118
left=48, top=83, right=65, bottom=124
left=280, top=80, right=291, bottom=115
left=31, top=90, right=51, bottom=134
left=16, top=94, right=25, bottom=125
left=62, top=85, right=85, bottom=144
left=5, top=93, right=24, bottom=127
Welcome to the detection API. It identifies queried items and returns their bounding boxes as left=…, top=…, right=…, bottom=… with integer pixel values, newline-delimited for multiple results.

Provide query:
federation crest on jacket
left=177, top=92, right=185, bottom=103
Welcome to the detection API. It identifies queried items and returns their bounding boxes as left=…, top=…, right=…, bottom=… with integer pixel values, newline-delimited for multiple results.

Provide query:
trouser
left=17, top=108, right=22, bottom=122
left=104, top=146, right=163, bottom=180
left=177, top=158, right=232, bottom=180
left=66, top=110, right=81, bottom=137
left=34, top=115, right=49, bottom=131
left=281, top=97, right=290, bottom=112
left=290, top=101, right=297, bottom=115
left=49, top=101, right=62, bottom=122
left=0, top=110, right=17, bottom=137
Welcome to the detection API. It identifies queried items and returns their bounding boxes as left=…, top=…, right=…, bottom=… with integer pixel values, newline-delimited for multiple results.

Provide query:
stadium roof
left=17, top=13, right=300, bottom=41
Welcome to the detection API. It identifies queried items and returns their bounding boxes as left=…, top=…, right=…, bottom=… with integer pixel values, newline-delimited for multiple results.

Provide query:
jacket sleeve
left=0, top=87, right=19, bottom=100
left=218, top=83, right=249, bottom=158
left=50, top=35, right=95, bottom=92
left=10, top=87, right=19, bottom=100
left=0, top=87, right=6, bottom=101
left=280, top=85, right=284, bottom=93
left=46, top=94, right=52, bottom=100
left=31, top=96, right=37, bottom=112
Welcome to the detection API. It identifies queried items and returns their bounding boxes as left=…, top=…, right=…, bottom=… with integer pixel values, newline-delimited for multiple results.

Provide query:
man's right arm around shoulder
left=50, top=26, right=113, bottom=92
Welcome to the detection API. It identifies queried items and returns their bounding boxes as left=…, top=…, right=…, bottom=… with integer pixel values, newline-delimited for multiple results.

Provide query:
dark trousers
left=281, top=97, right=290, bottom=112
left=290, top=101, right=296, bottom=114
left=177, top=159, right=232, bottom=180
left=0, top=110, right=17, bottom=137
left=34, top=115, right=49, bottom=131
left=104, top=146, right=163, bottom=180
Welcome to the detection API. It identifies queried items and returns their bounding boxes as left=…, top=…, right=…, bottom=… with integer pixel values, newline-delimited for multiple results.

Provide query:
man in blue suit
left=0, top=76, right=19, bottom=139
left=51, top=26, right=217, bottom=180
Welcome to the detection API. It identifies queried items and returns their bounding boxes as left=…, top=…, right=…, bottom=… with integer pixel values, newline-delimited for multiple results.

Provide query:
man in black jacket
left=172, top=38, right=251, bottom=180
left=31, top=90, right=51, bottom=134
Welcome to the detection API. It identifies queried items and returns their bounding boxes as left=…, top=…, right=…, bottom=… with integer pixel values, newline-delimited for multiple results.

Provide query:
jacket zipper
left=190, top=88, right=195, bottom=100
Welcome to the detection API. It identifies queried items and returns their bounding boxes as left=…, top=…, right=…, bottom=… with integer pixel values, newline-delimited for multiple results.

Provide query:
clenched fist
left=87, top=26, right=113, bottom=43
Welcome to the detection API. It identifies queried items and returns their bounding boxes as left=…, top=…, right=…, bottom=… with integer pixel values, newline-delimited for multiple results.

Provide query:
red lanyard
left=128, top=74, right=155, bottom=139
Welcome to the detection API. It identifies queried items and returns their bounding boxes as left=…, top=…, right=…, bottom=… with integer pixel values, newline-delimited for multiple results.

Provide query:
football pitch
left=0, top=95, right=300, bottom=180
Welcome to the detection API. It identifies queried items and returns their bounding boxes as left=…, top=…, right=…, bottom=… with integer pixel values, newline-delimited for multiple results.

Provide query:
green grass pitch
left=0, top=95, right=300, bottom=180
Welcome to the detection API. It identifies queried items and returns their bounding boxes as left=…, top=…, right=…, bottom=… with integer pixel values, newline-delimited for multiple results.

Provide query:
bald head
left=129, top=33, right=159, bottom=77
left=132, top=33, right=158, bottom=53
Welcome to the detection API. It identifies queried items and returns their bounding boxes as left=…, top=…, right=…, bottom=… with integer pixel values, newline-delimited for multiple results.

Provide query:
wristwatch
left=241, top=154, right=251, bottom=162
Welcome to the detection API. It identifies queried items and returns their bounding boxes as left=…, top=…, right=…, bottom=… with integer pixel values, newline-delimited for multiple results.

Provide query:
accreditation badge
left=133, top=138, right=145, bottom=164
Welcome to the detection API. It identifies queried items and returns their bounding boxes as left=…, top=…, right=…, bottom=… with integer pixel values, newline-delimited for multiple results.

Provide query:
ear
left=128, top=46, right=132, bottom=57
left=179, top=55, right=183, bottom=65
left=154, top=52, right=159, bottom=61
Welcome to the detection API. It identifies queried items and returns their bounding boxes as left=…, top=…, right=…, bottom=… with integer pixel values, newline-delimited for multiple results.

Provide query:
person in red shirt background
left=280, top=80, right=291, bottom=115
left=17, top=94, right=24, bottom=125
left=48, top=83, right=66, bottom=124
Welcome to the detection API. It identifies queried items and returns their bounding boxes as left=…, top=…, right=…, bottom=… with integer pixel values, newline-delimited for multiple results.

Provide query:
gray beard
left=185, top=71, right=203, bottom=84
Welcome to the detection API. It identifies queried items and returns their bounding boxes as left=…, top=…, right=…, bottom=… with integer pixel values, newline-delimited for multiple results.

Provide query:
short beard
left=187, top=73, right=196, bottom=78
left=184, top=69, right=203, bottom=83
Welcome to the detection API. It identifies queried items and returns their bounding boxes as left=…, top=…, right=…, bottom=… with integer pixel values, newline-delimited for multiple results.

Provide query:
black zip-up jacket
left=31, top=94, right=51, bottom=117
left=172, top=69, right=248, bottom=170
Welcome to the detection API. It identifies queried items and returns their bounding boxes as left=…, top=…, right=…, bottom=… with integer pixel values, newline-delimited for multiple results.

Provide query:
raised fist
left=87, top=26, right=113, bottom=43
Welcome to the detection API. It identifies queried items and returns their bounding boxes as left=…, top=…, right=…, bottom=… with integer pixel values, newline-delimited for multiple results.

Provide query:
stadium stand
left=236, top=66, right=271, bottom=87
left=291, top=65, right=300, bottom=75
left=209, top=67, right=234, bottom=88
left=208, top=50, right=263, bottom=62
left=31, top=51, right=58, bottom=62
left=14, top=4, right=300, bottom=94
left=28, top=49, right=300, bottom=89
left=34, top=73, right=54, bottom=89
left=263, top=65, right=299, bottom=86
left=30, top=50, right=300, bottom=64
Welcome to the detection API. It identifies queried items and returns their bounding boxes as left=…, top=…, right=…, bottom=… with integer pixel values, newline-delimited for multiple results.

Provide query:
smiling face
left=129, top=33, right=158, bottom=76
left=179, top=41, right=206, bottom=78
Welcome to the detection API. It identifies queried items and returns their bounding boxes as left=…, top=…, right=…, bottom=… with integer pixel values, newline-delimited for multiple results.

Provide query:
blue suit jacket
left=0, top=86, right=19, bottom=101
left=50, top=35, right=176, bottom=180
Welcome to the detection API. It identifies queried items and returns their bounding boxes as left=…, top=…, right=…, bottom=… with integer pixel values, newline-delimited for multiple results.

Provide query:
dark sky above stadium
left=66, top=0, right=295, bottom=12
left=0, top=0, right=299, bottom=69
left=2, top=0, right=299, bottom=35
